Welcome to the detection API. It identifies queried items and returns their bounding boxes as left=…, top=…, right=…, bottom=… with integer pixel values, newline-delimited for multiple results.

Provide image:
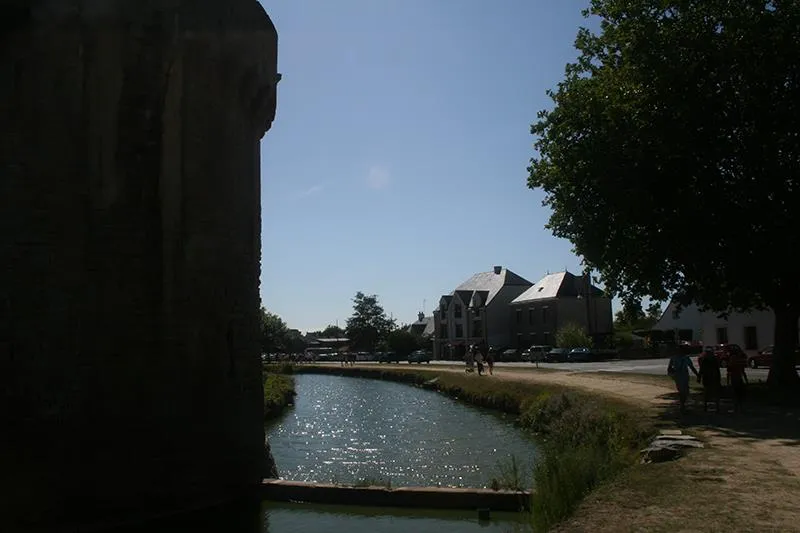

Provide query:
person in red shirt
left=726, top=351, right=749, bottom=413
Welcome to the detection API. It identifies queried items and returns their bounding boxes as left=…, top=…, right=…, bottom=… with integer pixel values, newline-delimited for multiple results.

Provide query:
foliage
left=345, top=292, right=397, bottom=352
left=614, top=299, right=662, bottom=331
left=489, top=454, right=526, bottom=492
left=260, top=307, right=289, bottom=355
left=262, top=373, right=295, bottom=420
left=528, top=0, right=800, bottom=387
left=386, top=328, right=422, bottom=357
left=556, top=323, right=593, bottom=349
left=320, top=325, right=345, bottom=338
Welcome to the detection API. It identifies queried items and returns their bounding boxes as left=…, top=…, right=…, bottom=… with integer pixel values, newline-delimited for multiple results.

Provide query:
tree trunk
left=767, top=306, right=800, bottom=392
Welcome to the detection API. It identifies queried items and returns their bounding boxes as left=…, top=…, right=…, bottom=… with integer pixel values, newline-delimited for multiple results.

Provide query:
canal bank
left=267, top=364, right=654, bottom=531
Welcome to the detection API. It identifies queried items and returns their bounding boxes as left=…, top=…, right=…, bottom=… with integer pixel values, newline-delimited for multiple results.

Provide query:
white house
left=653, top=300, right=783, bottom=356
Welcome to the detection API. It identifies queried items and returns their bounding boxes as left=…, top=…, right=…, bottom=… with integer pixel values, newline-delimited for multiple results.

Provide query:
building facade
left=433, top=266, right=533, bottom=359
left=509, top=271, right=613, bottom=348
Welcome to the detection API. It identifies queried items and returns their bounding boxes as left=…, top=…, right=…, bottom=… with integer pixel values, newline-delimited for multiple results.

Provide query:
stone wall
left=0, top=1, right=278, bottom=529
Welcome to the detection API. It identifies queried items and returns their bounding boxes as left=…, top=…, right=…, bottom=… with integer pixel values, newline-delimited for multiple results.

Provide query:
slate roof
left=511, top=271, right=604, bottom=304
left=453, top=267, right=532, bottom=306
left=408, top=316, right=435, bottom=337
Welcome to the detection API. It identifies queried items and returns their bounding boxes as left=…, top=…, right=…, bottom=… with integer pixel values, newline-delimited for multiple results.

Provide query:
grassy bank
left=287, top=365, right=653, bottom=531
left=263, top=372, right=296, bottom=421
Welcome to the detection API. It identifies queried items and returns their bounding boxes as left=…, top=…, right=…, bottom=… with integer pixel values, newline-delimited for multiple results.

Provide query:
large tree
left=345, top=292, right=396, bottom=352
left=260, top=307, right=289, bottom=355
left=528, top=0, right=800, bottom=389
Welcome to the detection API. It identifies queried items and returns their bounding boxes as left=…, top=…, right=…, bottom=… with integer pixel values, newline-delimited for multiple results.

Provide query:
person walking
left=475, top=347, right=485, bottom=376
left=727, top=349, right=749, bottom=413
left=697, top=347, right=721, bottom=412
left=668, top=350, right=699, bottom=414
left=485, top=347, right=495, bottom=375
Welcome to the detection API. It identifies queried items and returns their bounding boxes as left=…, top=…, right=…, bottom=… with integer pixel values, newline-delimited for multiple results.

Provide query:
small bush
left=263, top=374, right=295, bottom=420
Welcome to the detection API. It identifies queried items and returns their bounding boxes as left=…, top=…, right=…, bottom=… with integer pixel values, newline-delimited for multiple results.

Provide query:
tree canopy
left=614, top=299, right=662, bottom=331
left=386, top=328, right=421, bottom=358
left=260, top=307, right=289, bottom=355
left=345, top=292, right=396, bottom=352
left=528, top=0, right=800, bottom=387
left=556, top=323, right=593, bottom=349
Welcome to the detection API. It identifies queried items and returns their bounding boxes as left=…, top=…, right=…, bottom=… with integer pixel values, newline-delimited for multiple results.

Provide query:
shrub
left=263, top=373, right=295, bottom=420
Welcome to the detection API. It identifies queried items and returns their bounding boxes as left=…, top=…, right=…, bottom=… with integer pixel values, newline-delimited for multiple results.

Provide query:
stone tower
left=0, top=1, right=278, bottom=529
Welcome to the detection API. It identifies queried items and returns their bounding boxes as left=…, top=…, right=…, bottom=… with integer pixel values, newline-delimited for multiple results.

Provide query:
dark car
left=545, top=348, right=569, bottom=363
left=522, top=345, right=552, bottom=363
left=748, top=345, right=800, bottom=368
left=567, top=347, right=594, bottom=362
left=408, top=350, right=431, bottom=364
left=378, top=351, right=401, bottom=363
left=713, top=344, right=747, bottom=367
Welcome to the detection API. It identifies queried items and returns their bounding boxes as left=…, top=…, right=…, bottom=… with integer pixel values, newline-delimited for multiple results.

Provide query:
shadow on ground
left=651, top=385, right=800, bottom=447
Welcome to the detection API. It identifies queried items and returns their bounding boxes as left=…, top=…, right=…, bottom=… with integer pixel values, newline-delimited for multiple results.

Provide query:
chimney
left=418, top=311, right=424, bottom=322
left=493, top=265, right=502, bottom=275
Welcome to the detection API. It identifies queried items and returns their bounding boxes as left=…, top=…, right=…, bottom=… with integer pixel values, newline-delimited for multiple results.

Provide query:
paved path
left=427, top=357, right=772, bottom=381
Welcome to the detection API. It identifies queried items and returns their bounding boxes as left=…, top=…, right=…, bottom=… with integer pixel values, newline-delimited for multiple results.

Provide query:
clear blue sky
left=259, top=0, right=608, bottom=332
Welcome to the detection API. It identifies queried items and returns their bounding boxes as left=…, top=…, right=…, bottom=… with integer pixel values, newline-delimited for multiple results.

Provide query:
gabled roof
left=408, top=315, right=435, bottom=337
left=511, top=271, right=604, bottom=304
left=453, top=267, right=532, bottom=306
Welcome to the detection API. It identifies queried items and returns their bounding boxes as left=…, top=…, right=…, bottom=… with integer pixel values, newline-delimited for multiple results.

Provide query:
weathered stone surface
left=640, top=432, right=704, bottom=463
left=0, top=1, right=278, bottom=529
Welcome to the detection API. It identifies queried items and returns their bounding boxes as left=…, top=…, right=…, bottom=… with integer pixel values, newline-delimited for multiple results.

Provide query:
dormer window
left=454, top=304, right=462, bottom=318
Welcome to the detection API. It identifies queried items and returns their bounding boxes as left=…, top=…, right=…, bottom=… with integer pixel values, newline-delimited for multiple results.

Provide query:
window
left=542, top=332, right=550, bottom=345
left=542, top=306, right=549, bottom=324
left=528, top=308, right=535, bottom=325
left=516, top=309, right=522, bottom=324
left=530, top=333, right=538, bottom=345
left=473, top=320, right=483, bottom=337
left=439, top=324, right=448, bottom=338
left=455, top=324, right=464, bottom=338
left=743, top=326, right=758, bottom=350
left=516, top=334, right=523, bottom=347
left=716, top=327, right=728, bottom=344
left=454, top=304, right=462, bottom=318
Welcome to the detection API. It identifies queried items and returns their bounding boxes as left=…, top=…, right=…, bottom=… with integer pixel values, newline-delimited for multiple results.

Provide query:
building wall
left=510, top=297, right=612, bottom=348
left=0, top=2, right=278, bottom=529
left=700, top=309, right=785, bottom=356
left=485, top=285, right=530, bottom=349
left=653, top=302, right=703, bottom=339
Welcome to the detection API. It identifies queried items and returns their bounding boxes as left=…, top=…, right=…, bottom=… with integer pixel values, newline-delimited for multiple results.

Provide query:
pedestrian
left=726, top=349, right=749, bottom=413
left=697, top=347, right=721, bottom=412
left=475, top=346, right=484, bottom=376
left=667, top=350, right=699, bottom=414
left=485, top=347, right=494, bottom=375
left=465, top=346, right=475, bottom=373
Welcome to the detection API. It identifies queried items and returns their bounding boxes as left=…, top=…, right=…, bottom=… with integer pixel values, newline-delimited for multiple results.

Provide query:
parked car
left=748, top=345, right=800, bottom=368
left=522, top=345, right=552, bottom=363
left=408, top=350, right=431, bottom=364
left=713, top=344, right=747, bottom=367
left=567, top=347, right=594, bottom=362
left=378, top=351, right=401, bottom=363
left=501, top=348, right=521, bottom=362
left=545, top=348, right=569, bottom=362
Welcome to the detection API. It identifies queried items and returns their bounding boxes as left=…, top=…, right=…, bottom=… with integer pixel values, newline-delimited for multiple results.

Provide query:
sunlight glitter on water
left=266, top=374, right=537, bottom=488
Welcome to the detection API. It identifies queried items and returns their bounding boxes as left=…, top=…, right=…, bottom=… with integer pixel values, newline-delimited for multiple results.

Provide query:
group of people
left=668, top=347, right=748, bottom=414
left=465, top=344, right=494, bottom=376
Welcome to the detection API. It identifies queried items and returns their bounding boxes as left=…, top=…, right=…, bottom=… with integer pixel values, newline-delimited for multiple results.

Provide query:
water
left=114, top=499, right=530, bottom=533
left=115, top=374, right=537, bottom=533
left=267, top=373, right=537, bottom=488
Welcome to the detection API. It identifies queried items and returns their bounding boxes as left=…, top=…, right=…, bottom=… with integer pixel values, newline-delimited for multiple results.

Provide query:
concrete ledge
left=261, top=479, right=530, bottom=512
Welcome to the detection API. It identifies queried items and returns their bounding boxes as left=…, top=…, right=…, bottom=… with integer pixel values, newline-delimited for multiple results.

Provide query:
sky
left=259, top=0, right=608, bottom=333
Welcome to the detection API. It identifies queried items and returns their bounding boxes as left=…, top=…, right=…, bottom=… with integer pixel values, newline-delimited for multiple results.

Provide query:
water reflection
left=267, top=374, right=537, bottom=488
left=111, top=499, right=530, bottom=533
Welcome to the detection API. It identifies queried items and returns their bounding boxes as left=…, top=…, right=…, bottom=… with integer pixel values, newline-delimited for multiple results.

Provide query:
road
left=427, top=357, right=772, bottom=381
